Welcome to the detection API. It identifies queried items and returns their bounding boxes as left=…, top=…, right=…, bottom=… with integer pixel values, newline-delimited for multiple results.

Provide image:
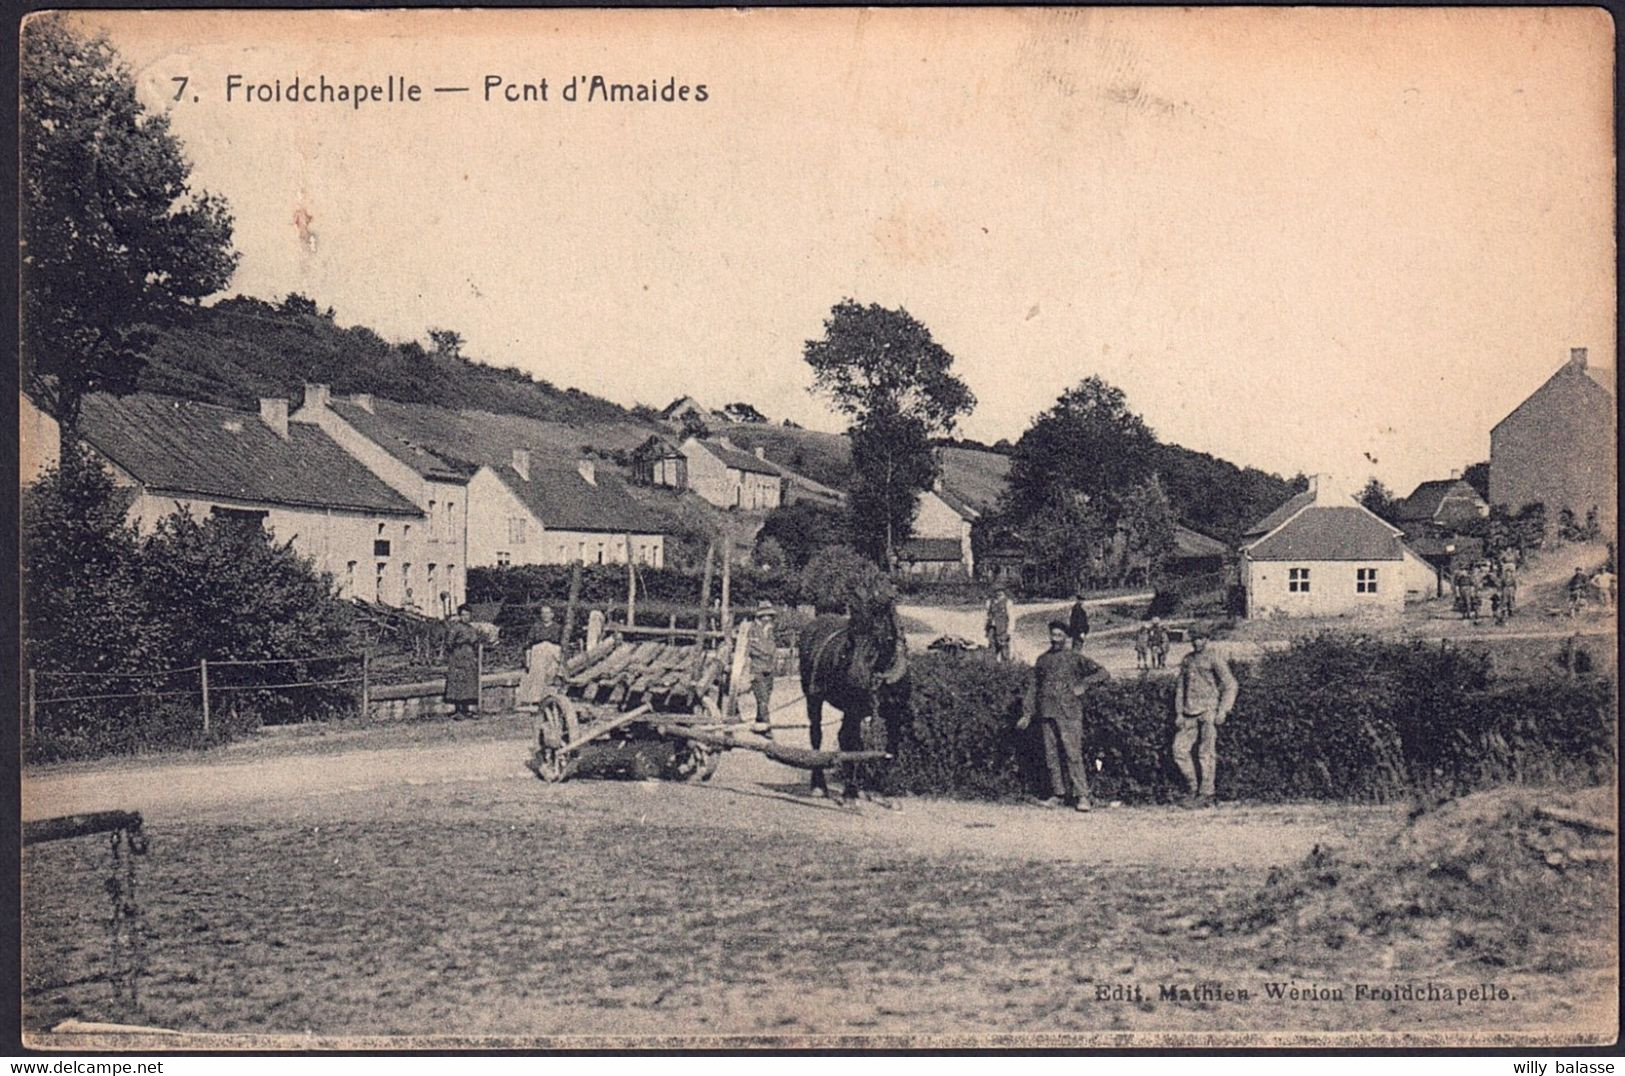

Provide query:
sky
left=73, top=7, right=1615, bottom=495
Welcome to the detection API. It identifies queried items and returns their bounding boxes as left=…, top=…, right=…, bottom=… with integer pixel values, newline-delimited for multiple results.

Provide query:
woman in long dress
left=443, top=605, right=484, bottom=717
left=517, top=605, right=563, bottom=709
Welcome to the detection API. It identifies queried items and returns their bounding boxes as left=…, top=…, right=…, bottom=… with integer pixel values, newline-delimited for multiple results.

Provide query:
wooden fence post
left=27, top=669, right=36, bottom=737
left=360, top=648, right=371, bottom=719
left=626, top=534, right=637, bottom=629
left=200, top=658, right=211, bottom=734
left=476, top=643, right=485, bottom=713
left=562, top=560, right=583, bottom=657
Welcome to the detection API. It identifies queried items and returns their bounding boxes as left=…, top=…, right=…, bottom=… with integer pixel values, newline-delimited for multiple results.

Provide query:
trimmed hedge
left=883, top=635, right=1615, bottom=803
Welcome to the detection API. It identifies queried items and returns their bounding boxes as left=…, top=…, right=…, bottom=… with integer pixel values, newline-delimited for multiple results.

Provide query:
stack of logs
left=561, top=638, right=723, bottom=713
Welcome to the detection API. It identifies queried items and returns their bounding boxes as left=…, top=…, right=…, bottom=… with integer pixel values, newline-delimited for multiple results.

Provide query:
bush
left=27, top=699, right=261, bottom=764
left=467, top=562, right=801, bottom=609
left=881, top=634, right=1615, bottom=804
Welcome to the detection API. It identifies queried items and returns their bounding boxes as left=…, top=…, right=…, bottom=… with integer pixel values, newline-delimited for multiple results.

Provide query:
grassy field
left=22, top=773, right=1616, bottom=1045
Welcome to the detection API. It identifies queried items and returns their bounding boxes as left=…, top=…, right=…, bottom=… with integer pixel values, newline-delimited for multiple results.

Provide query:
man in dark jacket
left=1068, top=588, right=1091, bottom=651
left=1017, top=621, right=1110, bottom=811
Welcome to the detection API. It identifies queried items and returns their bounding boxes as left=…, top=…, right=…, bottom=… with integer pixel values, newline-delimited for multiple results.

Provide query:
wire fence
left=26, top=651, right=372, bottom=739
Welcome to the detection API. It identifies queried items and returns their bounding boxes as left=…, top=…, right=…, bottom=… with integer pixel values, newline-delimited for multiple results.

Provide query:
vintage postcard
left=15, top=6, right=1618, bottom=1051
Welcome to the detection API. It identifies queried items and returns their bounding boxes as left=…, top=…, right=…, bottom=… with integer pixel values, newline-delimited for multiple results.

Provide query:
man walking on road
left=1068, top=587, right=1091, bottom=651
left=986, top=588, right=1012, bottom=661
left=1147, top=618, right=1169, bottom=668
left=1172, top=627, right=1238, bottom=807
left=1018, top=621, right=1111, bottom=811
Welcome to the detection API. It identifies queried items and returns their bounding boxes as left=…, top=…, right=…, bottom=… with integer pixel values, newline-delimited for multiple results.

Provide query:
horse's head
left=847, top=587, right=907, bottom=690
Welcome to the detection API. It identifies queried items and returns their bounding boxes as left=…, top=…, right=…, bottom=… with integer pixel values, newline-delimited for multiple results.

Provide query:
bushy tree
left=1462, top=461, right=1491, bottom=502
left=1004, top=377, right=1158, bottom=522
left=1117, top=475, right=1178, bottom=585
left=21, top=450, right=164, bottom=676
left=1359, top=477, right=1399, bottom=522
left=139, top=510, right=357, bottom=666
left=756, top=500, right=852, bottom=569
left=804, top=300, right=975, bottom=567
left=21, top=14, right=237, bottom=451
left=798, top=545, right=883, bottom=613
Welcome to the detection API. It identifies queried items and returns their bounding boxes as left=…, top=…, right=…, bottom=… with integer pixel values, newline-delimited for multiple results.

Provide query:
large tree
left=804, top=300, right=975, bottom=567
left=20, top=14, right=237, bottom=451
left=1004, top=376, right=1159, bottom=522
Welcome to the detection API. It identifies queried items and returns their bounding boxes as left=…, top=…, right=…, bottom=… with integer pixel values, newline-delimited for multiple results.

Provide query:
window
left=344, top=561, right=357, bottom=598
left=508, top=517, right=528, bottom=544
left=1288, top=567, right=1311, bottom=593
left=375, top=561, right=388, bottom=602
left=209, top=506, right=268, bottom=533
left=402, top=563, right=414, bottom=606
left=374, top=539, right=391, bottom=557
left=1356, top=568, right=1378, bottom=593
left=496, top=551, right=512, bottom=568
left=403, top=523, right=411, bottom=538
left=378, top=523, right=386, bottom=535
left=427, top=500, right=437, bottom=535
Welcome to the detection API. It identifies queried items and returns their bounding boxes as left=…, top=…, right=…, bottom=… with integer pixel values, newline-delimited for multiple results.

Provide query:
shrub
left=881, top=634, right=1615, bottom=804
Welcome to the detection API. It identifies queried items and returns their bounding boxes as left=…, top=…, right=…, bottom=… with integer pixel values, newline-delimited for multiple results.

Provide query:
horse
left=798, top=592, right=910, bottom=803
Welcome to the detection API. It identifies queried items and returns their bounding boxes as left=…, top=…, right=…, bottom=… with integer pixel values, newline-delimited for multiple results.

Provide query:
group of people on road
left=1133, top=618, right=1170, bottom=669
left=1568, top=565, right=1616, bottom=617
left=985, top=586, right=1093, bottom=660
left=1453, top=558, right=1519, bottom=625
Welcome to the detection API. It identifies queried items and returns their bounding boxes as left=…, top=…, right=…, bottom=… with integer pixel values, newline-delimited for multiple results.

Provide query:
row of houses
left=22, top=384, right=671, bottom=615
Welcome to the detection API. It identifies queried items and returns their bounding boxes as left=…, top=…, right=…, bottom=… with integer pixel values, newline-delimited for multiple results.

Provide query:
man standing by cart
left=747, top=600, right=779, bottom=736
left=1172, top=627, right=1238, bottom=807
left=1017, top=620, right=1110, bottom=811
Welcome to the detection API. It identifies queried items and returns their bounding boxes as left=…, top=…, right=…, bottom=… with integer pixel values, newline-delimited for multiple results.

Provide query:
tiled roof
left=493, top=464, right=667, bottom=535
left=898, top=537, right=965, bottom=563
left=1393, top=479, right=1485, bottom=523
left=1172, top=524, right=1233, bottom=559
left=697, top=439, right=782, bottom=476
left=79, top=394, right=422, bottom=516
left=1242, top=490, right=1315, bottom=538
left=1243, top=507, right=1403, bottom=562
left=328, top=400, right=471, bottom=481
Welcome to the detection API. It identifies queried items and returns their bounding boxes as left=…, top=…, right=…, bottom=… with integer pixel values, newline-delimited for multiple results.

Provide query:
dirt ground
left=20, top=693, right=1619, bottom=1049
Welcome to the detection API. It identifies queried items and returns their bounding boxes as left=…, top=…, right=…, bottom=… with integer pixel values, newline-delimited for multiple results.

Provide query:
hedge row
left=880, top=635, right=1615, bottom=803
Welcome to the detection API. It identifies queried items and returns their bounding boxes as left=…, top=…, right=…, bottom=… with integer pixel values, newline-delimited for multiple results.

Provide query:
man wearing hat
left=1017, top=620, right=1111, bottom=811
left=1172, top=626, right=1238, bottom=807
left=747, top=600, right=779, bottom=735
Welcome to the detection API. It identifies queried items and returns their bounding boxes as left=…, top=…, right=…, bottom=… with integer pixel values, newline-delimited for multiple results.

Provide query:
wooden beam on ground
left=653, top=723, right=890, bottom=770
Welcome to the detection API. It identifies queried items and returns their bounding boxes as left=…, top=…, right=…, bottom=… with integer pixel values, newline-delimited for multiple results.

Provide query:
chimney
left=511, top=448, right=531, bottom=482
left=754, top=446, right=767, bottom=460
left=258, top=398, right=290, bottom=440
left=1570, top=346, right=1588, bottom=370
left=350, top=393, right=375, bottom=413
left=577, top=458, right=597, bottom=486
left=1308, top=473, right=1347, bottom=504
left=302, top=382, right=331, bottom=410
left=1449, top=468, right=1462, bottom=481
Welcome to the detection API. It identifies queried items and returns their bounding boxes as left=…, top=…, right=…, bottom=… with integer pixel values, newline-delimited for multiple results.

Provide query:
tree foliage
left=1004, top=376, right=1158, bottom=522
left=1462, top=461, right=1491, bottom=503
left=722, top=401, right=768, bottom=424
left=804, top=300, right=975, bottom=567
left=20, top=14, right=238, bottom=446
left=798, top=545, right=884, bottom=613
left=756, top=500, right=853, bottom=570
left=1359, top=477, right=1400, bottom=522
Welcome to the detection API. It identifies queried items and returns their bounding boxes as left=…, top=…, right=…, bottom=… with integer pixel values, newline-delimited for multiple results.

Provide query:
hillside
left=137, top=294, right=639, bottom=426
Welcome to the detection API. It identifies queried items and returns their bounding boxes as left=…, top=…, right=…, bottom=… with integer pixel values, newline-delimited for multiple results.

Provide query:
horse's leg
left=838, top=709, right=863, bottom=802
left=806, top=694, right=829, bottom=796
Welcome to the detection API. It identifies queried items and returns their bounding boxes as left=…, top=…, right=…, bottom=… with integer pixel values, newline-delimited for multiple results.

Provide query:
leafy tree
left=1359, top=478, right=1400, bottom=522
left=680, top=411, right=712, bottom=440
left=753, top=536, right=790, bottom=573
left=798, top=545, right=883, bottom=613
left=1116, top=475, right=1178, bottom=585
left=428, top=328, right=465, bottom=360
left=21, top=450, right=163, bottom=677
left=20, top=14, right=237, bottom=452
left=1006, top=491, right=1110, bottom=595
left=1462, top=461, right=1491, bottom=502
left=1004, top=376, right=1158, bottom=522
left=756, top=500, right=853, bottom=570
left=139, top=510, right=357, bottom=666
left=804, top=300, right=975, bottom=567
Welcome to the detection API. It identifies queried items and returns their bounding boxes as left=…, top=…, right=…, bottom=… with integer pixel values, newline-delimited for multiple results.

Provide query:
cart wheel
left=670, top=741, right=721, bottom=783
left=530, top=693, right=580, bottom=783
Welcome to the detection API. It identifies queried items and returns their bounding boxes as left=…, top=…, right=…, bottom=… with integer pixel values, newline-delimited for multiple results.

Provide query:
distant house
left=905, top=448, right=1012, bottom=578
left=1167, top=523, right=1234, bottom=577
left=631, top=436, right=687, bottom=489
left=19, top=392, right=59, bottom=485
left=466, top=450, right=666, bottom=569
left=1490, top=347, right=1615, bottom=535
left=71, top=392, right=430, bottom=609
left=679, top=436, right=783, bottom=511
left=1392, top=472, right=1488, bottom=532
left=659, top=396, right=731, bottom=430
left=292, top=384, right=470, bottom=612
left=1239, top=475, right=1438, bottom=617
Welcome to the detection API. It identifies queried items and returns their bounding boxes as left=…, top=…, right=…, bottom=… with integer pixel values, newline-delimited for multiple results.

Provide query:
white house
left=1240, top=475, right=1438, bottom=618
left=899, top=480, right=980, bottom=578
left=679, top=436, right=783, bottom=511
left=291, top=384, right=470, bottom=612
left=467, top=449, right=667, bottom=568
left=71, top=391, right=433, bottom=608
